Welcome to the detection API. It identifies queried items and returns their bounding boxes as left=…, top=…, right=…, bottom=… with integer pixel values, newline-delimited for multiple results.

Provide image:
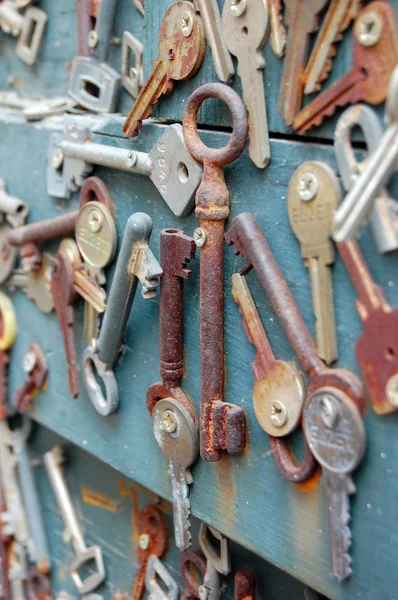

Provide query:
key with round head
left=267, top=0, right=286, bottom=57
left=278, top=0, right=328, bottom=126
left=293, top=0, right=398, bottom=134
left=303, top=389, right=365, bottom=581
left=288, top=161, right=340, bottom=365
left=123, top=2, right=206, bottom=138
left=152, top=397, right=199, bottom=552
left=222, top=0, right=270, bottom=168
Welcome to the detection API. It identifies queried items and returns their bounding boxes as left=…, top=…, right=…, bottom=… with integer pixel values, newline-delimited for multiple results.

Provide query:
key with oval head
left=83, top=212, right=162, bottom=416
left=303, top=389, right=365, bottom=581
left=222, top=0, right=270, bottom=168
left=278, top=0, right=328, bottom=126
left=333, top=65, right=398, bottom=243
left=123, top=2, right=206, bottom=138
left=267, top=0, right=286, bottom=57
left=288, top=161, right=340, bottom=365
left=183, top=83, right=248, bottom=461
left=293, top=1, right=398, bottom=134
left=334, top=104, right=398, bottom=254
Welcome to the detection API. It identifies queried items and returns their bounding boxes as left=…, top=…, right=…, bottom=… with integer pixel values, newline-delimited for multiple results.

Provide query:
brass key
left=123, top=2, right=206, bottom=138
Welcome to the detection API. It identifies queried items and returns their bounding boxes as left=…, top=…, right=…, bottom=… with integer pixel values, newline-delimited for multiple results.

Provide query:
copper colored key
left=293, top=0, right=398, bottom=134
left=123, top=1, right=205, bottom=138
left=338, top=239, right=398, bottom=415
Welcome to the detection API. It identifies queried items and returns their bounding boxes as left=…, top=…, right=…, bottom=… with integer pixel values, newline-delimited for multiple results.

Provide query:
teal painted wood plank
left=0, top=113, right=397, bottom=600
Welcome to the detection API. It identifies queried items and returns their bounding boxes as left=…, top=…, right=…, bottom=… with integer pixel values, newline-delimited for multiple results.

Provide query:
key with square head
left=198, top=523, right=230, bottom=600
left=193, top=0, right=234, bottom=83
left=123, top=1, right=206, bottom=138
left=293, top=0, right=398, bottom=134
left=145, top=556, right=179, bottom=600
left=222, top=0, right=270, bottom=168
left=6, top=253, right=54, bottom=314
left=288, top=161, right=340, bottom=365
left=333, top=65, right=398, bottom=243
left=303, top=389, right=365, bottom=581
left=152, top=398, right=198, bottom=552
left=0, top=2, right=47, bottom=65
left=303, top=0, right=363, bottom=95
left=267, top=0, right=286, bottom=57
left=334, top=104, right=398, bottom=254
left=278, top=0, right=328, bottom=126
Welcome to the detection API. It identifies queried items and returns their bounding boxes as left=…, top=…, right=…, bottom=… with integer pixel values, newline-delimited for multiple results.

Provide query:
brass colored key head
left=75, top=201, right=117, bottom=269
left=0, top=291, right=16, bottom=351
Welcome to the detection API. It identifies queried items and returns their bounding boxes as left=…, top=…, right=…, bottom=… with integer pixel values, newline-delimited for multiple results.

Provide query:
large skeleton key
left=293, top=1, right=398, bottom=134
left=83, top=213, right=162, bottom=416
left=123, top=2, right=206, bottom=138
left=183, top=83, right=248, bottom=461
left=333, top=65, right=398, bottom=243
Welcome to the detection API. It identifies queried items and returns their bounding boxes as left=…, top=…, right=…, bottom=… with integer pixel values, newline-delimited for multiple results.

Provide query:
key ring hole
left=177, top=161, right=189, bottom=184
left=183, top=83, right=248, bottom=167
left=386, top=346, right=396, bottom=360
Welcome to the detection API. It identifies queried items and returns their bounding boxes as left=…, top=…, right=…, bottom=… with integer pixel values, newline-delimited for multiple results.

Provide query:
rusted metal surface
left=130, top=504, right=169, bottom=600
left=81, top=486, right=121, bottom=512
left=76, top=0, right=95, bottom=57
left=268, top=436, right=318, bottom=483
left=27, top=569, right=53, bottom=600
left=79, top=175, right=115, bottom=216
left=234, top=572, right=256, bottom=600
left=8, top=212, right=79, bottom=247
left=14, top=343, right=48, bottom=413
left=180, top=549, right=206, bottom=600
left=147, top=229, right=196, bottom=421
left=183, top=82, right=248, bottom=462
left=338, top=239, right=398, bottom=415
left=225, top=212, right=365, bottom=418
left=293, top=1, right=398, bottom=134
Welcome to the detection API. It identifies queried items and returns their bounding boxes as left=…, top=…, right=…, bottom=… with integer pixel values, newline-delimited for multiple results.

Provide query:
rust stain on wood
left=81, top=486, right=120, bottom=512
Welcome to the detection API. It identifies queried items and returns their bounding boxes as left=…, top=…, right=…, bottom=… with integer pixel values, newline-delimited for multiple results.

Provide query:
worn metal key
left=0, top=1, right=47, bottom=65
left=267, top=0, right=286, bottom=57
left=83, top=213, right=162, bottom=416
left=0, top=180, right=29, bottom=284
left=183, top=83, right=248, bottom=461
left=222, top=0, right=270, bottom=168
left=123, top=1, right=206, bottom=138
left=287, top=162, right=340, bottom=365
left=293, top=1, right=398, bottom=134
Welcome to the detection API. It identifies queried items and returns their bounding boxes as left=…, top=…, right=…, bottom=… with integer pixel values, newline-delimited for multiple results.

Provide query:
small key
left=222, top=0, right=270, bottom=168
left=83, top=213, right=162, bottom=416
left=337, top=239, right=398, bottom=415
left=287, top=161, right=340, bottom=365
left=278, top=0, right=328, bottom=126
left=0, top=2, right=47, bottom=65
left=334, top=104, right=398, bottom=254
left=293, top=1, right=398, bottom=134
left=6, top=253, right=54, bottom=314
left=267, top=0, right=286, bottom=57
left=123, top=1, right=206, bottom=138
left=152, top=398, right=198, bottom=552
left=145, top=556, right=179, bottom=600
left=193, top=0, right=234, bottom=83
left=0, top=180, right=29, bottom=284
left=303, top=0, right=363, bottom=95
left=333, top=65, right=398, bottom=242
left=303, top=390, right=365, bottom=581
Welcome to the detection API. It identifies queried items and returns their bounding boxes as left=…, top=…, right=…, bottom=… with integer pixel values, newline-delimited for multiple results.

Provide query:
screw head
left=270, top=400, right=287, bottom=428
left=23, top=351, right=37, bottom=374
left=181, top=11, right=193, bottom=37
left=194, top=227, right=207, bottom=248
left=139, top=533, right=150, bottom=550
left=126, top=150, right=137, bottom=168
left=298, top=172, right=318, bottom=201
left=355, top=11, right=383, bottom=47
left=88, top=30, right=99, bottom=48
left=230, top=0, right=247, bottom=17
left=386, top=374, right=398, bottom=407
left=52, top=148, right=64, bottom=170
left=319, top=395, right=340, bottom=428
left=161, top=409, right=178, bottom=434
left=87, top=209, right=103, bottom=233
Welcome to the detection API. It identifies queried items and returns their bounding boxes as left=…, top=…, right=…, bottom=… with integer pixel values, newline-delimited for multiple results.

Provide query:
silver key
left=6, top=253, right=54, bottom=313
left=152, top=398, right=198, bottom=552
left=145, top=555, right=179, bottom=600
left=222, top=0, right=270, bottom=168
left=193, top=0, right=234, bottom=83
left=303, top=390, right=366, bottom=581
left=198, top=523, right=230, bottom=600
left=0, top=180, right=29, bottom=284
left=0, top=2, right=47, bottom=65
left=333, top=64, right=398, bottom=242
left=334, top=104, right=398, bottom=253
left=44, top=446, right=105, bottom=595
left=83, top=212, right=162, bottom=416
left=47, top=123, right=202, bottom=217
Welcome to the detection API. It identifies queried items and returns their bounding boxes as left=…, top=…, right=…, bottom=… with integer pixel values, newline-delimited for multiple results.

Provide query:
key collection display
left=0, top=0, right=396, bottom=598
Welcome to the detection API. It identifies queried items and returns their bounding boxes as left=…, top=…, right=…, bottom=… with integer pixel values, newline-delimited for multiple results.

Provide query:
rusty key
left=183, top=83, right=248, bottom=461
left=293, top=0, right=398, bottom=134
left=338, top=239, right=398, bottom=415
left=123, top=1, right=206, bottom=137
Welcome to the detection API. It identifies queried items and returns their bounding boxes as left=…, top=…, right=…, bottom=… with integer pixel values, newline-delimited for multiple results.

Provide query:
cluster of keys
left=0, top=0, right=397, bottom=596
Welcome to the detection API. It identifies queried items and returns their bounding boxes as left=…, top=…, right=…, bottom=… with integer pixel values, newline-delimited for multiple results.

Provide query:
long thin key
left=287, top=161, right=340, bottom=365
left=303, top=0, right=363, bottom=95
left=222, top=0, right=270, bottom=168
left=337, top=239, right=398, bottom=415
left=152, top=398, right=198, bottom=552
left=303, top=389, right=365, bottom=581
left=123, top=2, right=206, bottom=137
left=293, top=1, right=398, bottom=134
left=334, top=104, right=398, bottom=254
left=267, top=0, right=286, bottom=57
left=278, top=0, right=328, bottom=126
left=333, top=65, right=398, bottom=242
left=193, top=0, right=234, bottom=83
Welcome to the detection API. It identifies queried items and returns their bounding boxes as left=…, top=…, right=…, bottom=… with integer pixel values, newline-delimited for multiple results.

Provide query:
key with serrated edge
left=294, top=0, right=398, bottom=134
